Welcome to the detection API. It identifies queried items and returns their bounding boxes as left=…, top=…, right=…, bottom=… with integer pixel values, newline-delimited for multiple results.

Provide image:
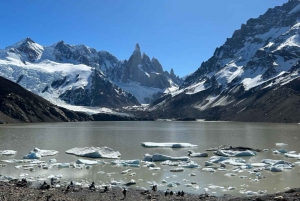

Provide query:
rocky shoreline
left=1, top=180, right=300, bottom=201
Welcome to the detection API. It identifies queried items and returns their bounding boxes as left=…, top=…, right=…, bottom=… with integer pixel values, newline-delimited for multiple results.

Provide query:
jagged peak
left=135, top=43, right=140, bottom=52
left=6, top=37, right=36, bottom=49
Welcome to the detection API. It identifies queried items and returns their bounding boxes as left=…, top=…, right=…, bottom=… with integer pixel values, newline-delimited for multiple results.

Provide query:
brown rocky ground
left=1, top=181, right=300, bottom=201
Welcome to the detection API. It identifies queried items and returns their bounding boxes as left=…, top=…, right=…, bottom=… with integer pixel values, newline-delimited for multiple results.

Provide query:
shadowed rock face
left=59, top=69, right=140, bottom=108
left=0, top=76, right=93, bottom=124
left=150, top=1, right=300, bottom=123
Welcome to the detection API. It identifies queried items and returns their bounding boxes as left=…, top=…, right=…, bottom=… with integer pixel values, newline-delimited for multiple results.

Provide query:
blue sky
left=0, top=0, right=287, bottom=77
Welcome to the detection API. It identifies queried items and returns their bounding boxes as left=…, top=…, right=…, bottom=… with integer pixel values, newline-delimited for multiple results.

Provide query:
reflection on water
left=0, top=121, right=300, bottom=196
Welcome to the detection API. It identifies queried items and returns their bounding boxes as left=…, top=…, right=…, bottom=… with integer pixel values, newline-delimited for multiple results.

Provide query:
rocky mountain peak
left=135, top=43, right=141, bottom=52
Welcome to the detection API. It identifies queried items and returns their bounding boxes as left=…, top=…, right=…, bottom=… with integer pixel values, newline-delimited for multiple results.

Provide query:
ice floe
left=23, top=148, right=58, bottom=159
left=275, top=143, right=288, bottom=146
left=214, top=150, right=256, bottom=157
left=111, top=159, right=140, bottom=167
left=143, top=153, right=189, bottom=162
left=284, top=153, right=300, bottom=158
left=170, top=168, right=184, bottom=172
left=66, top=147, right=121, bottom=158
left=0, top=150, right=17, bottom=155
left=167, top=181, right=181, bottom=187
left=76, top=159, right=98, bottom=165
left=188, top=150, right=208, bottom=157
left=141, top=142, right=197, bottom=148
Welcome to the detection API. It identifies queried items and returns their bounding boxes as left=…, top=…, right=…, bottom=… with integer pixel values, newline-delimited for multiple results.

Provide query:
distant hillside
left=0, top=76, right=92, bottom=123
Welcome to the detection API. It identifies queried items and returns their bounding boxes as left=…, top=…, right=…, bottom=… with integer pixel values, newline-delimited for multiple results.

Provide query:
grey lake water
left=0, top=121, right=300, bottom=196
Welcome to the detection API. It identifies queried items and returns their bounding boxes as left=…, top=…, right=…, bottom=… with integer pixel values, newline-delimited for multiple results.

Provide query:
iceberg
left=23, top=148, right=58, bottom=159
left=170, top=168, right=184, bottom=172
left=179, top=161, right=201, bottom=168
left=76, top=159, right=98, bottom=165
left=167, top=181, right=181, bottom=187
left=141, top=142, right=197, bottom=148
left=23, top=152, right=41, bottom=159
left=111, top=159, right=140, bottom=167
left=275, top=143, right=288, bottom=146
left=0, top=150, right=17, bottom=155
left=160, top=160, right=179, bottom=166
left=284, top=153, right=300, bottom=158
left=66, top=147, right=121, bottom=158
left=188, top=150, right=208, bottom=157
left=57, top=163, right=70, bottom=168
left=214, top=150, right=256, bottom=157
left=143, top=153, right=189, bottom=162
left=208, top=156, right=246, bottom=166
left=202, top=168, right=216, bottom=172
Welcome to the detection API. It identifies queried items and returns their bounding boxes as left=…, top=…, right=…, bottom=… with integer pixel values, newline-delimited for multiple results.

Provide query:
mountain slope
left=151, top=0, right=300, bottom=122
left=0, top=76, right=92, bottom=123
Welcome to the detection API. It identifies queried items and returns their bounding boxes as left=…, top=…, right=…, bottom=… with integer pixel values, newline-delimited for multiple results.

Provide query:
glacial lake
left=0, top=121, right=300, bottom=196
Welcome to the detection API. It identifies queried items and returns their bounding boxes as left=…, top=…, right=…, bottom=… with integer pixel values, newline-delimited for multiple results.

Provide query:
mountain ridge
left=150, top=0, right=300, bottom=122
left=0, top=39, right=182, bottom=105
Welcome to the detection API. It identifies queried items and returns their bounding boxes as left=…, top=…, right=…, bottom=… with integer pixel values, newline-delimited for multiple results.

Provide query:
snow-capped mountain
left=151, top=0, right=300, bottom=122
left=0, top=38, right=182, bottom=108
left=0, top=38, right=139, bottom=108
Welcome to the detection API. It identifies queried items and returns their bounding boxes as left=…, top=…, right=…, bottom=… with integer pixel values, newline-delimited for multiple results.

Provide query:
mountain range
left=0, top=38, right=182, bottom=109
left=1, top=0, right=300, bottom=123
left=150, top=0, right=300, bottom=122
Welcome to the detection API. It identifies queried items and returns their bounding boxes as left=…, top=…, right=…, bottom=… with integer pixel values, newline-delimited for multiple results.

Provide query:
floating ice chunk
left=23, top=151, right=41, bottom=159
left=170, top=168, right=184, bottom=172
left=66, top=147, right=121, bottom=159
left=214, top=150, right=256, bottom=157
left=185, top=183, right=193, bottom=187
left=144, top=161, right=156, bottom=167
left=202, top=168, right=216, bottom=172
left=57, top=163, right=70, bottom=168
left=262, top=159, right=294, bottom=168
left=111, top=159, right=140, bottom=167
left=209, top=156, right=229, bottom=163
left=160, top=160, right=179, bottom=166
left=228, top=186, right=235, bottom=190
left=167, top=181, right=181, bottom=187
left=15, top=165, right=22, bottom=169
left=258, top=190, right=267, bottom=194
left=141, top=142, right=197, bottom=148
left=121, top=169, right=132, bottom=174
left=162, top=179, right=167, bottom=183
left=0, top=175, right=15, bottom=181
left=284, top=153, right=300, bottom=158
left=49, top=159, right=57, bottom=163
left=223, top=158, right=246, bottom=166
left=269, top=167, right=283, bottom=172
left=149, top=167, right=161, bottom=170
left=143, top=153, right=189, bottom=162
left=245, top=191, right=256, bottom=195
left=0, top=150, right=17, bottom=155
left=76, top=159, right=98, bottom=165
left=276, top=143, right=288, bottom=146
left=261, top=159, right=279, bottom=165
left=188, top=150, right=208, bottom=157
left=23, top=148, right=58, bottom=159
left=263, top=149, right=268, bottom=151
left=205, top=161, right=214, bottom=166
left=278, top=149, right=288, bottom=154
left=179, top=161, right=201, bottom=168
left=251, top=163, right=267, bottom=167
left=110, top=180, right=121, bottom=185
